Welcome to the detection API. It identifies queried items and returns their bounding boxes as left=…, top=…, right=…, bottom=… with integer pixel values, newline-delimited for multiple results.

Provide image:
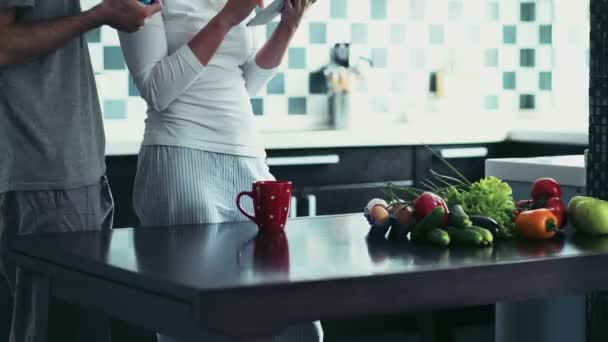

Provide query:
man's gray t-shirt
left=0, top=0, right=105, bottom=192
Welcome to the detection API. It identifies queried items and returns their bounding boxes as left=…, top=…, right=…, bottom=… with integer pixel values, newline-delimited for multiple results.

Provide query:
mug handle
left=237, top=191, right=257, bottom=223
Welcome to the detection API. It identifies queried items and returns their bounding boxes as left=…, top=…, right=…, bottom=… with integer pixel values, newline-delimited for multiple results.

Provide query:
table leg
left=416, top=312, right=454, bottom=342
left=11, top=269, right=51, bottom=342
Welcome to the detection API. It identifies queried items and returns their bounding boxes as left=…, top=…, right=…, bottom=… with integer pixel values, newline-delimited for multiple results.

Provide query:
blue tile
left=251, top=98, right=264, bottom=116
left=485, top=49, right=499, bottom=67
left=410, top=0, right=425, bottom=19
left=485, top=95, right=499, bottom=110
left=351, top=23, right=368, bottom=44
left=539, top=72, right=552, bottom=90
left=503, top=25, right=517, bottom=44
left=519, top=94, right=535, bottom=109
left=266, top=21, right=279, bottom=39
left=540, top=25, right=552, bottom=44
left=371, top=0, right=387, bottom=20
left=86, top=28, right=101, bottom=43
left=267, top=73, right=285, bottom=94
left=448, top=0, right=463, bottom=20
left=487, top=1, right=499, bottom=21
left=104, top=100, right=127, bottom=120
left=309, top=22, right=327, bottom=44
left=288, top=97, right=307, bottom=115
left=103, top=46, right=125, bottom=70
left=330, top=0, right=347, bottom=19
left=128, top=75, right=139, bottom=97
left=430, top=25, right=444, bottom=44
left=372, top=48, right=387, bottom=68
left=390, top=24, right=406, bottom=44
left=503, top=72, right=516, bottom=90
left=288, top=48, right=306, bottom=69
left=520, top=48, right=535, bottom=67
left=520, top=2, right=535, bottom=22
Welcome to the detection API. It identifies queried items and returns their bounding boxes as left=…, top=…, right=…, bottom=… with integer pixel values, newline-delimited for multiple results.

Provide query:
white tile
left=388, top=0, right=409, bottom=21
left=518, top=69, right=537, bottom=93
left=462, top=0, right=486, bottom=24
left=327, top=21, right=351, bottom=44
left=96, top=71, right=128, bottom=99
left=80, top=0, right=100, bottom=11
left=306, top=45, right=330, bottom=71
left=500, top=92, right=518, bottom=112
left=307, top=94, right=329, bottom=116
left=536, top=92, right=554, bottom=112
left=537, top=0, right=553, bottom=24
left=87, top=43, right=103, bottom=74
left=537, top=46, right=554, bottom=69
left=518, top=23, right=538, bottom=46
left=368, top=22, right=390, bottom=47
left=500, top=47, right=519, bottom=69
left=264, top=95, right=288, bottom=116
left=291, top=22, right=309, bottom=46
left=405, top=22, right=429, bottom=48
left=349, top=0, right=371, bottom=22
left=127, top=98, right=148, bottom=120
left=499, top=0, right=518, bottom=23
left=366, top=71, right=391, bottom=95
left=479, top=23, right=501, bottom=46
left=387, top=46, right=408, bottom=71
left=427, top=46, right=449, bottom=70
left=427, top=0, right=449, bottom=24
left=306, top=0, right=330, bottom=21
left=285, top=71, right=310, bottom=96
left=101, top=26, right=120, bottom=46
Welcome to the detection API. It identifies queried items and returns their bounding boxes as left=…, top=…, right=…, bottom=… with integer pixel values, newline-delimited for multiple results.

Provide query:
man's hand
left=93, top=0, right=162, bottom=33
left=280, top=0, right=313, bottom=30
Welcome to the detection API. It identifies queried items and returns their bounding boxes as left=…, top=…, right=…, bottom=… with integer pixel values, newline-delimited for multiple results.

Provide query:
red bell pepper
left=414, top=192, right=449, bottom=225
left=531, top=178, right=562, bottom=201
left=544, top=197, right=567, bottom=228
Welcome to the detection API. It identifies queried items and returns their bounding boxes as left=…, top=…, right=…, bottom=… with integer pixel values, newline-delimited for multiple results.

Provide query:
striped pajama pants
left=133, top=145, right=323, bottom=342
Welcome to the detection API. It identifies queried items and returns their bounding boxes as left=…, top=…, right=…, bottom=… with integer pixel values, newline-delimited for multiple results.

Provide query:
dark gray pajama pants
left=0, top=177, right=114, bottom=342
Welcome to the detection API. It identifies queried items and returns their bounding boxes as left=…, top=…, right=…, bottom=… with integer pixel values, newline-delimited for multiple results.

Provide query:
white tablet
left=246, top=0, right=285, bottom=26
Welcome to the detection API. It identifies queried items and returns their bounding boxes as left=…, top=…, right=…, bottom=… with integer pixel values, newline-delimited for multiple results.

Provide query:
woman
left=119, top=0, right=321, bottom=341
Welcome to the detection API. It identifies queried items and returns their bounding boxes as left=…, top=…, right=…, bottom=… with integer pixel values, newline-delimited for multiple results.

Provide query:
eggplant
left=469, top=215, right=501, bottom=238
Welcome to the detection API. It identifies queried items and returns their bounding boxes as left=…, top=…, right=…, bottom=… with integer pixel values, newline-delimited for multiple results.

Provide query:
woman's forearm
left=187, top=14, right=234, bottom=66
left=255, top=21, right=297, bottom=70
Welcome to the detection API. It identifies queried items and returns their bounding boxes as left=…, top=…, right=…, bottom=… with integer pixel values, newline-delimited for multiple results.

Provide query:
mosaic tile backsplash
left=85, top=0, right=590, bottom=130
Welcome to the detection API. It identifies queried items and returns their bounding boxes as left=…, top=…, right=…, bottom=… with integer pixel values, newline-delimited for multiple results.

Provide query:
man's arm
left=0, top=0, right=161, bottom=67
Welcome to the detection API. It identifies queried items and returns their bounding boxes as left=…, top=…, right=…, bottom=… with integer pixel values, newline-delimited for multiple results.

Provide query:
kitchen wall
left=85, top=0, right=590, bottom=134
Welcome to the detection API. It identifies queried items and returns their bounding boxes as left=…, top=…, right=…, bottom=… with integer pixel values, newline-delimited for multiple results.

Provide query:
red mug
left=237, top=181, right=292, bottom=232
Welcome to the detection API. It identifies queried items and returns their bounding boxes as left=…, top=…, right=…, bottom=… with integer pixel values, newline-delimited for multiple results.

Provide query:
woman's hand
left=218, top=0, right=260, bottom=27
left=280, top=0, right=313, bottom=30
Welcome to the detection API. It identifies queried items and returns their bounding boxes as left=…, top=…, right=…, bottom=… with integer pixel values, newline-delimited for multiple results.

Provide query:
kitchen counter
left=105, top=118, right=587, bottom=156
left=485, top=155, right=585, bottom=187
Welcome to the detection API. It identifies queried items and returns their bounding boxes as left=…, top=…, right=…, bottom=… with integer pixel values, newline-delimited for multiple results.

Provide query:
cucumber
left=426, top=228, right=450, bottom=246
left=450, top=204, right=472, bottom=228
left=411, top=207, right=446, bottom=241
left=446, top=226, right=485, bottom=246
left=468, top=226, right=494, bottom=244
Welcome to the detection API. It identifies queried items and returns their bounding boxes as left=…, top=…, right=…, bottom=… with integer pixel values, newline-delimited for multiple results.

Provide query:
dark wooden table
left=9, top=214, right=608, bottom=341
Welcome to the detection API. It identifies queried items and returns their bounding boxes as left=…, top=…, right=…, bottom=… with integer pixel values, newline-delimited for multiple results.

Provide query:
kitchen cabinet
left=267, top=147, right=415, bottom=217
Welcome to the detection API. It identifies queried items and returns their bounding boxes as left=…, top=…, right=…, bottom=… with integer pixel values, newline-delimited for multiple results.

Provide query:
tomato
left=413, top=192, right=449, bottom=225
left=531, top=178, right=562, bottom=200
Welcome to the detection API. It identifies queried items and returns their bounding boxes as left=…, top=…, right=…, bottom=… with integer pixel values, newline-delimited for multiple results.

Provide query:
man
left=0, top=0, right=161, bottom=341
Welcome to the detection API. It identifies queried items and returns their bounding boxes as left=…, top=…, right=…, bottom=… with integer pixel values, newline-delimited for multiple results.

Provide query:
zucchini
left=446, top=226, right=486, bottom=246
left=450, top=204, right=472, bottom=228
left=426, top=228, right=450, bottom=246
left=468, top=226, right=494, bottom=244
left=469, top=215, right=501, bottom=238
left=411, top=207, right=446, bottom=241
